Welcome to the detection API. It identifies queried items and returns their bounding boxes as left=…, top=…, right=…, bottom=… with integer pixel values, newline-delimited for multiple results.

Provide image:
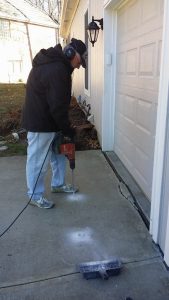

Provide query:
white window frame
left=84, top=4, right=91, bottom=98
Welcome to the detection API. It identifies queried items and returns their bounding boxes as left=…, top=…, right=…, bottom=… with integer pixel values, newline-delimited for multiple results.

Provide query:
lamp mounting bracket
left=92, top=16, right=103, bottom=30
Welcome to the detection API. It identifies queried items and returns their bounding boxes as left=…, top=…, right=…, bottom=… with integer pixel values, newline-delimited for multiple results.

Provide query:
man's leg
left=26, top=132, right=55, bottom=207
left=50, top=151, right=66, bottom=187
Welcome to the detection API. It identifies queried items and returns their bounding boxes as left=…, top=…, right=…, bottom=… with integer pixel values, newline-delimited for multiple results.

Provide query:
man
left=22, top=38, right=87, bottom=209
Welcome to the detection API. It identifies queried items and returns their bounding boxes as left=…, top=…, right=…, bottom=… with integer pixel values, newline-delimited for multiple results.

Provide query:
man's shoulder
left=46, top=60, right=71, bottom=76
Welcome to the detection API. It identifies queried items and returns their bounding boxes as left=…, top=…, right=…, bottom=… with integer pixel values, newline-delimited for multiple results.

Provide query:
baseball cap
left=69, top=38, right=87, bottom=68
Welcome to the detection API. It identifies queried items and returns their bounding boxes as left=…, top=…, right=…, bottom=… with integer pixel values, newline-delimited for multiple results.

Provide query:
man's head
left=63, top=38, right=87, bottom=69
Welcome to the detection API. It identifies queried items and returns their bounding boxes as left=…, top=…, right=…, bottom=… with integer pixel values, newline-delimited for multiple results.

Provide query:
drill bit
left=71, top=169, right=75, bottom=193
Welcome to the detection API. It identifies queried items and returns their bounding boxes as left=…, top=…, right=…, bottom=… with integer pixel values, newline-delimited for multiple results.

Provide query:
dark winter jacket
left=22, top=44, right=74, bottom=137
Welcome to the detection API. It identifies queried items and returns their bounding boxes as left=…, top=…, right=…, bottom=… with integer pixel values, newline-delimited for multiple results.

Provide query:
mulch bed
left=0, top=97, right=100, bottom=152
left=69, top=97, right=100, bottom=150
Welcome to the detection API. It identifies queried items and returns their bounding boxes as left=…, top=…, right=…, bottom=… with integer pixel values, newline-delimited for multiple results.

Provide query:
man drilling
left=22, top=38, right=87, bottom=209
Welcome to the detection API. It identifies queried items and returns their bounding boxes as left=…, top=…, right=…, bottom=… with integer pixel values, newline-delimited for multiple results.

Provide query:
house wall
left=27, top=24, right=57, bottom=59
left=70, top=0, right=104, bottom=143
left=0, top=20, right=30, bottom=83
left=0, top=19, right=57, bottom=83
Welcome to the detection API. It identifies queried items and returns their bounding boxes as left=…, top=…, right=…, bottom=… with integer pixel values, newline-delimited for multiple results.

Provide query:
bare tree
left=26, top=0, right=61, bottom=24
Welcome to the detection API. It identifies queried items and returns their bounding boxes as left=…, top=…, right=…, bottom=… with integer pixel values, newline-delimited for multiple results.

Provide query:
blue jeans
left=26, top=132, right=66, bottom=200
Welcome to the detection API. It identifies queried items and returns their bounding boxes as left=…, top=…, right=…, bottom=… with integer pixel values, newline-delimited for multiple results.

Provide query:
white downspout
left=102, top=7, right=117, bottom=151
left=164, top=204, right=169, bottom=265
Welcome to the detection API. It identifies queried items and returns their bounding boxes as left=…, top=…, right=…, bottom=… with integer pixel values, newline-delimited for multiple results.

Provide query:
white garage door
left=114, top=0, right=164, bottom=199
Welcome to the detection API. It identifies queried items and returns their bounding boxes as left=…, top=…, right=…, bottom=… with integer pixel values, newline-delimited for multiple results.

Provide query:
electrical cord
left=0, top=142, right=52, bottom=238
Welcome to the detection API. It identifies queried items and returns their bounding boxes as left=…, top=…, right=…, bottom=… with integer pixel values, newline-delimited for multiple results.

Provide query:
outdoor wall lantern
left=87, top=16, right=103, bottom=47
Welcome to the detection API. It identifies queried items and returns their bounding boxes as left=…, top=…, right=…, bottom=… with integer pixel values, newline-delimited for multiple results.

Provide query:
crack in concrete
left=118, top=182, right=138, bottom=211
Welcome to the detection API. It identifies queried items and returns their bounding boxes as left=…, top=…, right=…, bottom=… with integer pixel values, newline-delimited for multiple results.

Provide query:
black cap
left=69, top=38, right=87, bottom=68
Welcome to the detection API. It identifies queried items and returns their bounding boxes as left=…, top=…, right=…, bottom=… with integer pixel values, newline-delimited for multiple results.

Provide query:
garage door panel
left=137, top=78, right=160, bottom=95
left=137, top=99, right=153, bottom=132
left=114, top=134, right=153, bottom=198
left=142, top=0, right=159, bottom=23
left=117, top=38, right=161, bottom=93
left=134, top=169, right=150, bottom=197
left=123, top=148, right=135, bottom=172
left=115, top=134, right=135, bottom=169
left=135, top=147, right=152, bottom=180
left=135, top=126, right=154, bottom=154
left=115, top=120, right=154, bottom=155
left=127, top=0, right=140, bottom=31
left=114, top=129, right=125, bottom=155
left=117, top=72, right=161, bottom=94
left=124, top=95, right=136, bottom=121
left=139, top=43, right=156, bottom=77
left=117, top=0, right=162, bottom=45
left=126, top=48, right=137, bottom=75
left=137, top=28, right=162, bottom=47
left=115, top=93, right=124, bottom=112
left=117, top=84, right=158, bottom=103
left=115, top=94, right=136, bottom=140
left=117, top=52, right=125, bottom=74
left=123, top=135, right=135, bottom=160
left=123, top=117, right=136, bottom=141
left=117, top=10, right=126, bottom=37
left=115, top=118, right=135, bottom=146
left=117, top=76, right=160, bottom=94
left=115, top=0, right=163, bottom=199
left=134, top=148, right=154, bottom=196
left=157, top=40, right=162, bottom=76
left=152, top=104, right=158, bottom=134
left=160, top=0, right=164, bottom=13
left=115, top=112, right=124, bottom=134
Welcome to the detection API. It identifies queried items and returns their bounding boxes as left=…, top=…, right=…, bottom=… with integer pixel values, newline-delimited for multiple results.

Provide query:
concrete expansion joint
left=0, top=258, right=163, bottom=290
left=123, top=255, right=162, bottom=267
left=0, top=271, right=79, bottom=290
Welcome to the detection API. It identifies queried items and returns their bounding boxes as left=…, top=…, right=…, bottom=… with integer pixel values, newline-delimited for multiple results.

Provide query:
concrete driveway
left=0, top=150, right=169, bottom=300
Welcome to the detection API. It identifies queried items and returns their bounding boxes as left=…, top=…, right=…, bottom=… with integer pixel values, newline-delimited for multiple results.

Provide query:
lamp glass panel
left=88, top=29, right=99, bottom=44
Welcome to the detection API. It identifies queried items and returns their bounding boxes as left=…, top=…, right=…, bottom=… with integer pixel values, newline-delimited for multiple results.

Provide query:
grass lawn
left=0, top=83, right=25, bottom=115
left=0, top=141, right=27, bottom=157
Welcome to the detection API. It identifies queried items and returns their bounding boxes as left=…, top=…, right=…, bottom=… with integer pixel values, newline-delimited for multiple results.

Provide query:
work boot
left=30, top=197, right=54, bottom=209
left=51, top=184, right=78, bottom=193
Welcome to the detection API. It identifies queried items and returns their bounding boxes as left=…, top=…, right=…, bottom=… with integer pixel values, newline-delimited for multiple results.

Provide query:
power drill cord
left=0, top=142, right=52, bottom=238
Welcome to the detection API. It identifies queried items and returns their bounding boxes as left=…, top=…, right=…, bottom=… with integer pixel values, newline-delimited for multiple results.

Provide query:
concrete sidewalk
left=0, top=150, right=169, bottom=300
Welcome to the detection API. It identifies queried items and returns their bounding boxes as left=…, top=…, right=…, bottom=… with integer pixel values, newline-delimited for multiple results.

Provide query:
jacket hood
left=32, top=44, right=72, bottom=70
